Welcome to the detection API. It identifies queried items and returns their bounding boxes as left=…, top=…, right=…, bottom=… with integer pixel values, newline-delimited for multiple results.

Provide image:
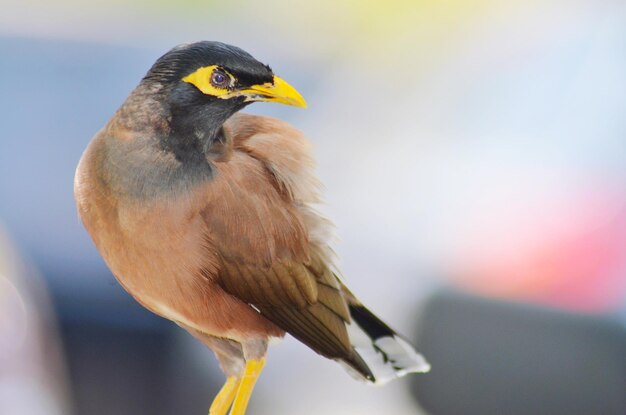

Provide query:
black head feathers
left=143, top=41, right=274, bottom=88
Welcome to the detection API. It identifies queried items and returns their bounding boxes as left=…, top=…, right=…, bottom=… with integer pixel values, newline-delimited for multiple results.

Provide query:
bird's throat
left=166, top=103, right=238, bottom=161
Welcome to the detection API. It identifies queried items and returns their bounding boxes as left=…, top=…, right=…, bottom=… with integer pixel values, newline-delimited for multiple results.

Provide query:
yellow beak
left=239, top=76, right=307, bottom=108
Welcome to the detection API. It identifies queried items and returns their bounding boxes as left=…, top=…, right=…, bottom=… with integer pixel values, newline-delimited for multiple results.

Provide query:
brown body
left=75, top=112, right=358, bottom=372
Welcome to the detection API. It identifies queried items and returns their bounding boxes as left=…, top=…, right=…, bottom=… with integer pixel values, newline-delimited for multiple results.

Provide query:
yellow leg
left=229, top=358, right=266, bottom=415
left=209, top=376, right=241, bottom=415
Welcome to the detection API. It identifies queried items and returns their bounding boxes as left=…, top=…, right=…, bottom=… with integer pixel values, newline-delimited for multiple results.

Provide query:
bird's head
left=139, top=41, right=306, bottom=147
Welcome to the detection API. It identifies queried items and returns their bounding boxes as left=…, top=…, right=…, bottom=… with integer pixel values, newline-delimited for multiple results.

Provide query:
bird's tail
left=338, top=304, right=430, bottom=385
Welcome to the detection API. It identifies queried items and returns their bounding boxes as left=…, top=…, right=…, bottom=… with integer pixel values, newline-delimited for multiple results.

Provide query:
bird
left=74, top=41, right=430, bottom=415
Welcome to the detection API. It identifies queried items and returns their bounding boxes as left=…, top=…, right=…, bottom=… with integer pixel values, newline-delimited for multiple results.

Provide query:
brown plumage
left=75, top=41, right=429, bottom=415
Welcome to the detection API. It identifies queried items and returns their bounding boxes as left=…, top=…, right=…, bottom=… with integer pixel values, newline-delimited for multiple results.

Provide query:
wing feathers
left=317, top=283, right=351, bottom=321
left=218, top=254, right=356, bottom=362
left=263, top=303, right=350, bottom=357
left=290, top=263, right=318, bottom=304
left=207, top=114, right=371, bottom=377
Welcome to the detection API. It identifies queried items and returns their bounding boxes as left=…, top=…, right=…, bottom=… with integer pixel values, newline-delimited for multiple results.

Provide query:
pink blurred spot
left=450, top=191, right=626, bottom=312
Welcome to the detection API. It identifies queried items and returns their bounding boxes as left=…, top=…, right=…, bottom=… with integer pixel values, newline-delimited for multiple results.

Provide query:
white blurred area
left=1, top=1, right=625, bottom=414
left=0, top=227, right=71, bottom=415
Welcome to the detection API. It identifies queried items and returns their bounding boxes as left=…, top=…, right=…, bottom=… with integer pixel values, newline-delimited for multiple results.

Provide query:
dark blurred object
left=61, top=322, right=221, bottom=415
left=411, top=289, right=626, bottom=415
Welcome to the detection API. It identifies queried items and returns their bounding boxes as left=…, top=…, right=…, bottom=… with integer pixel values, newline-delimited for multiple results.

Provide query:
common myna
left=75, top=41, right=429, bottom=415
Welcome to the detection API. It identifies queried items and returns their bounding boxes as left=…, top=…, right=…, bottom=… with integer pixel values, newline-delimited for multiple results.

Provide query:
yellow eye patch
left=182, top=65, right=236, bottom=97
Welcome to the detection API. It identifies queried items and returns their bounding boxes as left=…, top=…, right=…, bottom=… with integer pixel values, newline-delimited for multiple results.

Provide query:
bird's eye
left=210, top=69, right=230, bottom=88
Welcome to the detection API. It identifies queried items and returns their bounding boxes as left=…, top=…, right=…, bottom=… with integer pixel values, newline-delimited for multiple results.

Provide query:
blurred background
left=1, top=0, right=625, bottom=414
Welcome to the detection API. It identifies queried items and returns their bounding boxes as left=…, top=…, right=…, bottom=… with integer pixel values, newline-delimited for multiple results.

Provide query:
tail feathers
left=339, top=305, right=430, bottom=385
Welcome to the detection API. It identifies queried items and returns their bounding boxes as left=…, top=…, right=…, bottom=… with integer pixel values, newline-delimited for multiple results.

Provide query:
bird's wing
left=219, top=253, right=353, bottom=359
left=200, top=114, right=357, bottom=361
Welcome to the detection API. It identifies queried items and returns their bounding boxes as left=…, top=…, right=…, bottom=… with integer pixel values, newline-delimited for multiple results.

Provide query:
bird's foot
left=229, top=358, right=266, bottom=415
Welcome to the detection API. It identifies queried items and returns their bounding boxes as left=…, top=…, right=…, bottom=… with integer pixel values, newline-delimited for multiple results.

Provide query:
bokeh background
left=1, top=1, right=625, bottom=414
